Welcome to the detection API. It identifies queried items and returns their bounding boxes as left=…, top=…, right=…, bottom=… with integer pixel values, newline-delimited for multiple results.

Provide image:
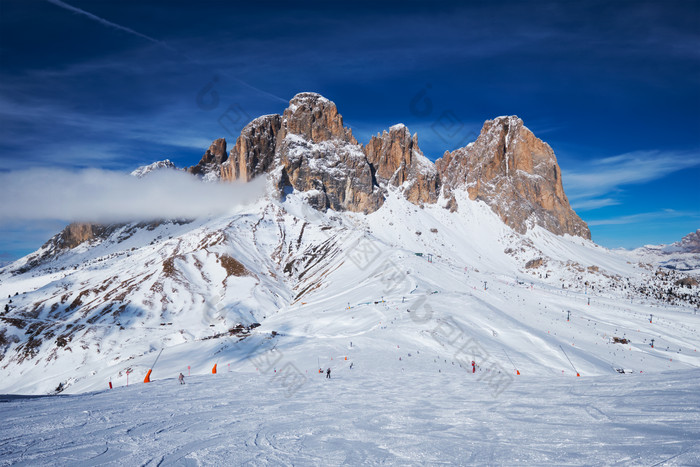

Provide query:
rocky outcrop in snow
left=436, top=116, right=591, bottom=239
left=364, top=124, right=440, bottom=205
left=187, top=138, right=228, bottom=180
left=276, top=93, right=383, bottom=213
left=674, top=230, right=700, bottom=254
left=280, top=92, right=356, bottom=144
left=220, top=92, right=383, bottom=213
left=55, top=223, right=116, bottom=250
left=220, top=94, right=440, bottom=212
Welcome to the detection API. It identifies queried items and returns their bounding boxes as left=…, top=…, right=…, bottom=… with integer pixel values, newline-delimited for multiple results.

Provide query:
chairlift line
left=503, top=348, right=520, bottom=375
left=559, top=344, right=580, bottom=377
left=151, top=348, right=164, bottom=369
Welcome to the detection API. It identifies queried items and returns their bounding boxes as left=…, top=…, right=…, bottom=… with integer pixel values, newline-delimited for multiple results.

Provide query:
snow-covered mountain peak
left=491, top=114, right=523, bottom=126
left=287, top=92, right=330, bottom=111
left=130, top=159, right=177, bottom=178
left=281, top=92, right=356, bottom=145
left=389, top=122, right=408, bottom=132
left=676, top=229, right=700, bottom=253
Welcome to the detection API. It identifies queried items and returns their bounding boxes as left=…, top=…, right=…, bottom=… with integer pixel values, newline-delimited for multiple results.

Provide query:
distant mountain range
left=630, top=229, right=700, bottom=272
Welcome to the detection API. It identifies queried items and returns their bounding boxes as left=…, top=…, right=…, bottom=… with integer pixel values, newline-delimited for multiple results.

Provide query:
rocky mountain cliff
left=222, top=114, right=281, bottom=183
left=220, top=93, right=383, bottom=213
left=436, top=116, right=590, bottom=238
left=216, top=93, right=588, bottom=239
left=187, top=138, right=228, bottom=181
left=275, top=93, right=383, bottom=213
left=364, top=124, right=439, bottom=205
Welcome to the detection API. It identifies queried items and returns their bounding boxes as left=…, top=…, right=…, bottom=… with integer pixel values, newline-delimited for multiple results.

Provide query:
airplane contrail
left=45, top=0, right=289, bottom=104
left=45, top=0, right=175, bottom=51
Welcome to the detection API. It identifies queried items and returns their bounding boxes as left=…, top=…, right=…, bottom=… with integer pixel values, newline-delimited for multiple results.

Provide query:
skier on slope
left=326, top=367, right=331, bottom=379
left=178, top=373, right=185, bottom=384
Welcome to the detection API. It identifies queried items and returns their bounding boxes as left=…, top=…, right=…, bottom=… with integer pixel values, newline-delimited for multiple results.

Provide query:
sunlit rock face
left=436, top=116, right=590, bottom=239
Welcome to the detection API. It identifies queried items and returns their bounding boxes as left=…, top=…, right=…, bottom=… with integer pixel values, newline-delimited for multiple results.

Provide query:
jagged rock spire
left=363, top=124, right=439, bottom=205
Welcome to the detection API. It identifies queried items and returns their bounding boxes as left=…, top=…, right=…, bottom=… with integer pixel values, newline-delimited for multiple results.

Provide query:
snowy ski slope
left=1, top=368, right=698, bottom=465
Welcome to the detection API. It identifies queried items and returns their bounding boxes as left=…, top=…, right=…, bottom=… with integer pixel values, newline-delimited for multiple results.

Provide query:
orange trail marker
left=212, top=363, right=218, bottom=374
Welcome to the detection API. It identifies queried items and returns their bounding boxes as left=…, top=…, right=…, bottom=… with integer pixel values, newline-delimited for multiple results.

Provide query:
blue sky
left=0, top=0, right=699, bottom=262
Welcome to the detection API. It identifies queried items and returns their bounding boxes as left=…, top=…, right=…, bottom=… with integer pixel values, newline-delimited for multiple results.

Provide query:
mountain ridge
left=193, top=92, right=590, bottom=239
left=51, top=91, right=590, bottom=258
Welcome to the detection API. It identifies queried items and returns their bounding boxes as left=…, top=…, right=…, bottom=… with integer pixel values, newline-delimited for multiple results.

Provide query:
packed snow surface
left=1, top=368, right=698, bottom=465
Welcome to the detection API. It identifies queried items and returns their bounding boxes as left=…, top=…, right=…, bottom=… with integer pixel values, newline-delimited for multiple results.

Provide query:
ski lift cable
left=559, top=344, right=580, bottom=376
left=502, top=348, right=520, bottom=374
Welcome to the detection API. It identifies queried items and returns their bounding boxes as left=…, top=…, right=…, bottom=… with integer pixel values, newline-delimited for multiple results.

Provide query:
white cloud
left=562, top=150, right=700, bottom=207
left=586, top=209, right=699, bottom=227
left=0, top=169, right=266, bottom=223
left=570, top=197, right=621, bottom=211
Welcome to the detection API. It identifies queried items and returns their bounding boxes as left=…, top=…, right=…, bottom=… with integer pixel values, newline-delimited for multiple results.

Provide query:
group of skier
left=176, top=366, right=337, bottom=384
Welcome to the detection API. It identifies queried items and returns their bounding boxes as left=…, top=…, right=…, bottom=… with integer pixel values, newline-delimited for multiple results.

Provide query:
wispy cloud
left=0, top=169, right=266, bottom=223
left=587, top=209, right=700, bottom=227
left=0, top=88, right=231, bottom=170
left=571, top=197, right=621, bottom=211
left=563, top=150, right=700, bottom=209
